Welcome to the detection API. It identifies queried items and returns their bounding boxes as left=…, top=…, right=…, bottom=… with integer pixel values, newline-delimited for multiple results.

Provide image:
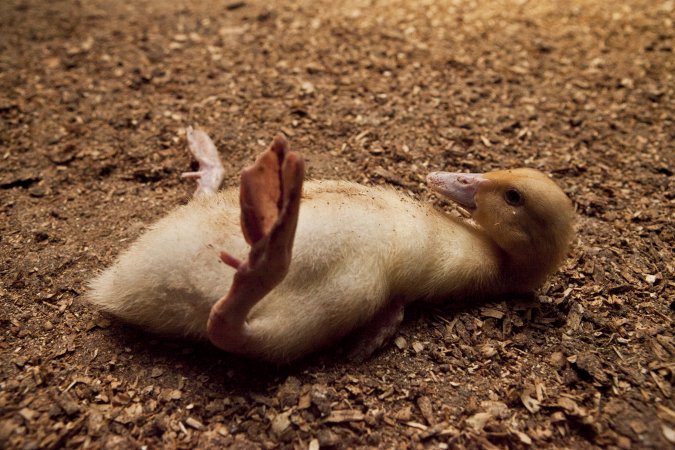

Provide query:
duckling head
left=427, top=168, right=575, bottom=288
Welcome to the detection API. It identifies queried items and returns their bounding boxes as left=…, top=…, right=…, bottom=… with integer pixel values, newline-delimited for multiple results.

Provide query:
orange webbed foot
left=208, top=135, right=305, bottom=353
left=348, top=300, right=405, bottom=362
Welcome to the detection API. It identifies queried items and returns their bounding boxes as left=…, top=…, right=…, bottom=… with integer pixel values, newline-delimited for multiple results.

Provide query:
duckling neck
left=499, top=247, right=559, bottom=293
left=413, top=216, right=558, bottom=300
left=406, top=214, right=504, bottom=301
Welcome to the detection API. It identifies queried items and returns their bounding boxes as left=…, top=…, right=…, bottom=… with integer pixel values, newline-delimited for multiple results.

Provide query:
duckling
left=88, top=128, right=575, bottom=363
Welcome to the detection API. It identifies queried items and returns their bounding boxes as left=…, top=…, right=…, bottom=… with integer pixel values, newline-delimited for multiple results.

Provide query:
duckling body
left=88, top=130, right=574, bottom=362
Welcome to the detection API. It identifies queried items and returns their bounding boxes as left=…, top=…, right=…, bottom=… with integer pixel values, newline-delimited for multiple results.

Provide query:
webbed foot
left=207, top=135, right=305, bottom=353
left=181, top=126, right=225, bottom=197
left=348, top=300, right=405, bottom=362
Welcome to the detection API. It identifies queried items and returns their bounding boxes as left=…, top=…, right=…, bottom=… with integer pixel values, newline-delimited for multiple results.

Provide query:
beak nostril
left=427, top=172, right=481, bottom=210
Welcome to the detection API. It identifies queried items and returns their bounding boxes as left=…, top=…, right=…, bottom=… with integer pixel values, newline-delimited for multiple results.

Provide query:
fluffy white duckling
left=88, top=128, right=575, bottom=363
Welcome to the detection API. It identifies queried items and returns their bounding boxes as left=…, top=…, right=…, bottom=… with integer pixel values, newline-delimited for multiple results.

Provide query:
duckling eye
left=504, top=188, right=524, bottom=206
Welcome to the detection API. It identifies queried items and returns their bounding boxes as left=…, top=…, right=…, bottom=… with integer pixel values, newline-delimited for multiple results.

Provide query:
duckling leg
left=207, top=135, right=305, bottom=353
left=180, top=126, right=225, bottom=197
left=348, top=300, right=405, bottom=362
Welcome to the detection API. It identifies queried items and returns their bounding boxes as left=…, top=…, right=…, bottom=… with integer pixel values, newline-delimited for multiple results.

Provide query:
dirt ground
left=1, top=0, right=673, bottom=448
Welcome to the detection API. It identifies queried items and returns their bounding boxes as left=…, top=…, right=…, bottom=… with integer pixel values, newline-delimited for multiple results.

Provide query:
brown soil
left=1, top=0, right=673, bottom=448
